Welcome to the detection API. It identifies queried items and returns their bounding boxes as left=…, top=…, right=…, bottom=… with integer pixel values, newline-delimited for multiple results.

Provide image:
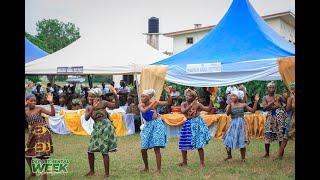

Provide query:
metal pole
left=87, top=75, right=93, bottom=89
left=134, top=71, right=144, bottom=126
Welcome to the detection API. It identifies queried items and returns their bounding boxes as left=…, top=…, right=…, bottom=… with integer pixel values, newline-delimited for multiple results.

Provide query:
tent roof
left=25, top=38, right=48, bottom=63
left=25, top=30, right=168, bottom=75
left=153, top=0, right=295, bottom=87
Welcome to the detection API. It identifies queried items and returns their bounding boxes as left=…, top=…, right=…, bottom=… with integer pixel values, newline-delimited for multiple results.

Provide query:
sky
left=25, top=0, right=295, bottom=52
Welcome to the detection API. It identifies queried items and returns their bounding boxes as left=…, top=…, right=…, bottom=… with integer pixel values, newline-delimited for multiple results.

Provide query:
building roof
left=163, top=11, right=295, bottom=37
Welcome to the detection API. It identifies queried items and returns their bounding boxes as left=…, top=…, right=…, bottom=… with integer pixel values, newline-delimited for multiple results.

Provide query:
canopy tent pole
left=88, top=75, right=93, bottom=89
left=134, top=71, right=144, bottom=127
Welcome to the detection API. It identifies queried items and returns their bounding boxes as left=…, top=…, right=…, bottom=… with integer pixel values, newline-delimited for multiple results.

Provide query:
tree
left=35, top=19, right=80, bottom=53
left=25, top=32, right=50, bottom=53
left=25, top=19, right=81, bottom=84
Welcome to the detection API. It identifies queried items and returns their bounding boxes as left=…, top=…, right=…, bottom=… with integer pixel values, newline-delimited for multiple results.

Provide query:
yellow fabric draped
left=110, top=113, right=128, bottom=137
left=161, top=112, right=268, bottom=139
left=62, top=109, right=89, bottom=136
left=161, top=113, right=186, bottom=126
left=139, top=65, right=168, bottom=101
left=277, top=57, right=295, bottom=89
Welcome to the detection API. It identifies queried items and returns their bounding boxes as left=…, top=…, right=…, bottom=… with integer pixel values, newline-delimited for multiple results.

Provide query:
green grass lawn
left=25, top=133, right=294, bottom=179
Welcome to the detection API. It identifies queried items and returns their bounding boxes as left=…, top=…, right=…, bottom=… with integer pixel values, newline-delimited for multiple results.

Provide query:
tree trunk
left=47, top=75, right=55, bottom=85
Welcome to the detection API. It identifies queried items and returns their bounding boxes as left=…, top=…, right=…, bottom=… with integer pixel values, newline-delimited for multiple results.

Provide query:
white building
left=163, top=11, right=295, bottom=54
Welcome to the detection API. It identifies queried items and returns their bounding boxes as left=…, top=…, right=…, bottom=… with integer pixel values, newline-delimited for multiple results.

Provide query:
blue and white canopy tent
left=153, top=0, right=295, bottom=87
left=25, top=38, right=48, bottom=63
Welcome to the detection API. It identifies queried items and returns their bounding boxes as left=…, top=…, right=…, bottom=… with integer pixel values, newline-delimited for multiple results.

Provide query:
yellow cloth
left=161, top=112, right=269, bottom=139
left=277, top=57, right=295, bottom=89
left=161, top=113, right=186, bottom=126
left=62, top=109, right=89, bottom=136
left=139, top=65, right=168, bottom=101
left=110, top=113, right=128, bottom=137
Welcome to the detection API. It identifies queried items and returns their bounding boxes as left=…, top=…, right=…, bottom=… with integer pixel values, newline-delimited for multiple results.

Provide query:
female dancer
left=276, top=82, right=295, bottom=159
left=178, top=88, right=213, bottom=168
left=84, top=87, right=119, bottom=178
left=25, top=93, right=55, bottom=180
left=139, top=87, right=172, bottom=174
left=223, top=90, right=260, bottom=161
left=262, top=81, right=288, bottom=158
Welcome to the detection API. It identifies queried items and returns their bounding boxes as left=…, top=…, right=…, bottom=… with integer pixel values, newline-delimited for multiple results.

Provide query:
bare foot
left=241, top=159, right=246, bottom=162
left=200, top=163, right=205, bottom=169
left=140, top=168, right=149, bottom=173
left=273, top=156, right=283, bottom=161
left=85, top=171, right=95, bottom=176
left=224, top=156, right=232, bottom=161
left=27, top=173, right=36, bottom=179
left=41, top=174, right=47, bottom=180
left=155, top=170, right=161, bottom=175
left=104, top=174, right=109, bottom=180
left=177, top=162, right=187, bottom=166
left=262, top=154, right=269, bottom=158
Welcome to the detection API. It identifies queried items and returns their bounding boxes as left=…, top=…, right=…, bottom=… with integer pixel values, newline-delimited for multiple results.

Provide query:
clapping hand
left=164, top=86, right=171, bottom=94
left=47, top=93, right=53, bottom=104
left=209, top=95, right=215, bottom=103
left=254, top=94, right=260, bottom=102
left=108, top=85, right=117, bottom=95
left=93, top=98, right=100, bottom=108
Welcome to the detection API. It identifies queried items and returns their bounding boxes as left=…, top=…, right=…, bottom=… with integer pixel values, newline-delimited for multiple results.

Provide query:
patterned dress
left=88, top=108, right=117, bottom=154
left=25, top=114, right=53, bottom=158
left=179, top=114, right=211, bottom=150
left=223, top=107, right=249, bottom=149
left=140, top=110, right=167, bottom=149
left=283, top=106, right=295, bottom=140
left=264, top=106, right=288, bottom=144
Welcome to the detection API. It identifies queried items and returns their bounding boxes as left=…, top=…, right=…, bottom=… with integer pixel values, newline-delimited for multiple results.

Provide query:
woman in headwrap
left=25, top=93, right=55, bottom=180
left=223, top=90, right=260, bottom=162
left=84, top=86, right=119, bottom=178
left=276, top=82, right=295, bottom=159
left=177, top=88, right=213, bottom=168
left=139, top=87, right=172, bottom=174
left=262, top=81, right=288, bottom=158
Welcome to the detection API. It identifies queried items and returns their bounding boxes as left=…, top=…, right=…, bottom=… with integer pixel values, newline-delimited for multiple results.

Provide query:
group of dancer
left=25, top=81, right=295, bottom=179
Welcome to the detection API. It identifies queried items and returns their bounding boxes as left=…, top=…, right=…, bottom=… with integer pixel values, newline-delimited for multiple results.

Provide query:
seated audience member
left=170, top=86, right=181, bottom=106
left=117, top=80, right=130, bottom=106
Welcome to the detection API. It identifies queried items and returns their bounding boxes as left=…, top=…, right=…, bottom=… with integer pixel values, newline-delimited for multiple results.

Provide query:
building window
left=186, top=37, right=193, bottom=44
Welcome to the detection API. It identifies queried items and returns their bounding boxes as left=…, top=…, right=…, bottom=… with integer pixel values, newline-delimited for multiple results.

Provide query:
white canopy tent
left=25, top=29, right=168, bottom=75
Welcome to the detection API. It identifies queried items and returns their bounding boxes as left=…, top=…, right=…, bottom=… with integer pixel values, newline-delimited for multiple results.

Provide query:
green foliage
left=161, top=80, right=287, bottom=103
left=25, top=32, right=50, bottom=53
left=217, top=80, right=288, bottom=101
left=25, top=75, right=41, bottom=83
left=55, top=75, right=68, bottom=82
left=84, top=75, right=113, bottom=83
left=35, top=19, right=80, bottom=53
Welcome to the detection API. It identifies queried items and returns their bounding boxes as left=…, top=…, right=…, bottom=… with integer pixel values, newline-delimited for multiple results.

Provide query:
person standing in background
left=117, top=80, right=131, bottom=106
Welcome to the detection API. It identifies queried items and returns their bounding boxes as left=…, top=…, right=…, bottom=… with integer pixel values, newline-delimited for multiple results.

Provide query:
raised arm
left=181, top=99, right=197, bottom=114
left=138, top=101, right=157, bottom=113
left=85, top=105, right=94, bottom=120
left=246, top=94, right=260, bottom=113
left=199, top=95, right=214, bottom=112
left=225, top=104, right=232, bottom=116
left=39, top=93, right=55, bottom=116
left=103, top=86, right=119, bottom=109
left=158, top=86, right=173, bottom=106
